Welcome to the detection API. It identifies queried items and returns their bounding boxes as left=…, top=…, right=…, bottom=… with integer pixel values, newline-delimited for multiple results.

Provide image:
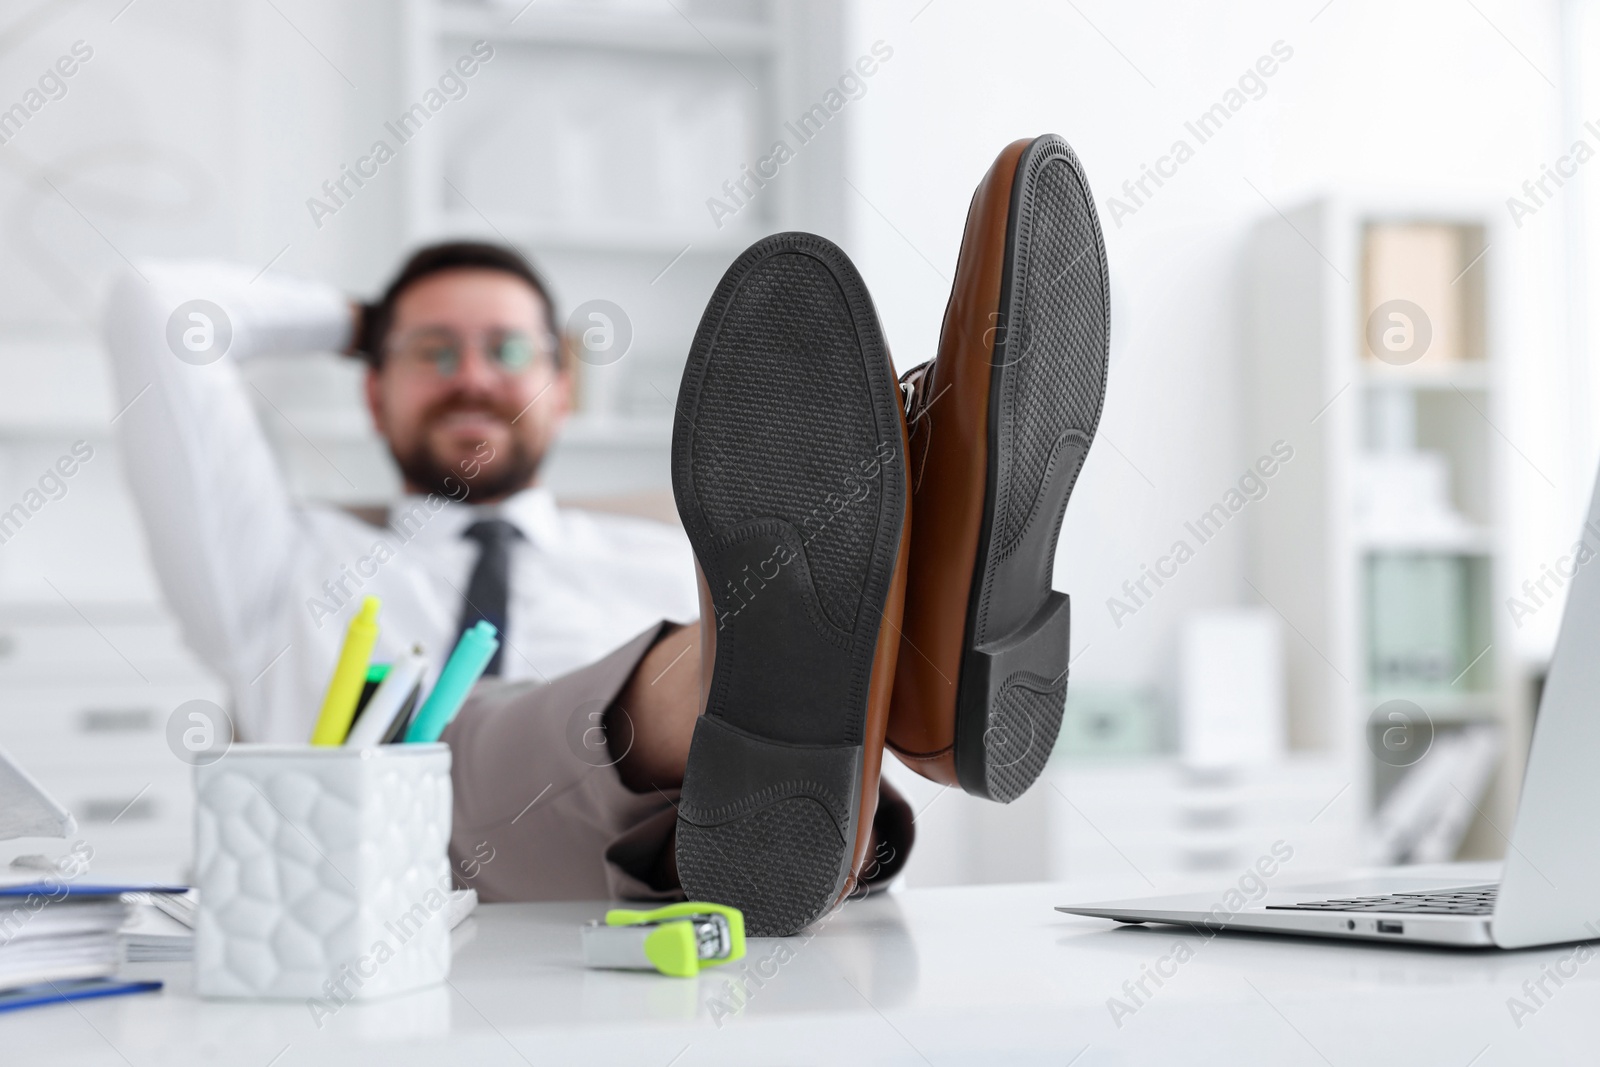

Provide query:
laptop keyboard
left=1265, top=884, right=1498, bottom=916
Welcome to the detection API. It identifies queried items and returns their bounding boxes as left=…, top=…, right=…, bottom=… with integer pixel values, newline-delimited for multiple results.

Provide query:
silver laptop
left=1058, top=462, right=1600, bottom=950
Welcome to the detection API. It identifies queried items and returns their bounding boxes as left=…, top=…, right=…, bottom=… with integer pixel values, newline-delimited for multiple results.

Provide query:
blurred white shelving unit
left=244, top=0, right=849, bottom=507
left=1246, top=198, right=1526, bottom=861
left=226, top=0, right=850, bottom=510
left=369, top=0, right=849, bottom=502
left=0, top=338, right=224, bottom=884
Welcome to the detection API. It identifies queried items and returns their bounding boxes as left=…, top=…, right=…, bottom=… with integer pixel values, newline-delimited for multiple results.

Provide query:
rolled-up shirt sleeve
left=103, top=261, right=351, bottom=721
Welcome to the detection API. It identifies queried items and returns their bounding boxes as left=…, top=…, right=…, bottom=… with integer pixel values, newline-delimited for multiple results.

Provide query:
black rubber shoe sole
left=671, top=232, right=906, bottom=937
left=954, top=135, right=1110, bottom=803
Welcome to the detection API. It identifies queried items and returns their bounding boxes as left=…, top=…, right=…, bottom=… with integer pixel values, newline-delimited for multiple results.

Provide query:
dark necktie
left=456, top=518, right=521, bottom=677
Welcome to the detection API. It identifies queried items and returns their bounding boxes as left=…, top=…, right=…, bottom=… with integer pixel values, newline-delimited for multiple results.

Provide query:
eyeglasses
left=385, top=327, right=559, bottom=379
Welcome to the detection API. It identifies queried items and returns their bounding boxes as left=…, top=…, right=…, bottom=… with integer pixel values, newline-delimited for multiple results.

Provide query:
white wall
left=0, top=0, right=411, bottom=605
left=0, top=0, right=409, bottom=337
left=11, top=0, right=1578, bottom=688
left=845, top=0, right=1576, bottom=708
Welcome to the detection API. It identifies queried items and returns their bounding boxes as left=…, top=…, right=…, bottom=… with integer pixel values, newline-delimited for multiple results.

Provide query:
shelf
left=1359, top=360, right=1489, bottom=391
left=0, top=600, right=177, bottom=627
left=1365, top=690, right=1499, bottom=724
left=256, top=407, right=375, bottom=442
left=558, top=414, right=672, bottom=446
left=397, top=2, right=837, bottom=507
left=435, top=3, right=778, bottom=58
left=430, top=210, right=768, bottom=256
left=0, top=422, right=115, bottom=442
left=1355, top=526, right=1495, bottom=554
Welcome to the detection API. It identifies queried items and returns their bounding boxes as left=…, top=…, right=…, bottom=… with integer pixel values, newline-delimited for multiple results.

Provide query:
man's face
left=365, top=268, right=571, bottom=502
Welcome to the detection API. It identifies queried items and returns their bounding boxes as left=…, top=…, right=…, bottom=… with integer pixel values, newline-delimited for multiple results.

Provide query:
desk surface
left=10, top=865, right=1595, bottom=1066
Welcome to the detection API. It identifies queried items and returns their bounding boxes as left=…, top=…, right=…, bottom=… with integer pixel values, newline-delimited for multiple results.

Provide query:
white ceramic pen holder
left=194, top=744, right=453, bottom=1000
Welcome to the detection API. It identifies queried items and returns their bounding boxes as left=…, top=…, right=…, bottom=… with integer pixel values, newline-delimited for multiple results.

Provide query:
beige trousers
left=441, top=621, right=915, bottom=904
left=442, top=622, right=682, bottom=902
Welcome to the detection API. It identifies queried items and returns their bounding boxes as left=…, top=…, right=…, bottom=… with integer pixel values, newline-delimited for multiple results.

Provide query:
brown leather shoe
left=671, top=232, right=910, bottom=936
left=887, top=135, right=1109, bottom=802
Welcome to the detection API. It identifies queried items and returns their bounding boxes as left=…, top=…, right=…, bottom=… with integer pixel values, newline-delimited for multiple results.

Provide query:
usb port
left=1375, top=921, right=1404, bottom=935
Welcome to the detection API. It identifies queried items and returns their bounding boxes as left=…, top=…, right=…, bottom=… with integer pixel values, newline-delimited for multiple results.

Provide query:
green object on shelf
left=1366, top=553, right=1470, bottom=691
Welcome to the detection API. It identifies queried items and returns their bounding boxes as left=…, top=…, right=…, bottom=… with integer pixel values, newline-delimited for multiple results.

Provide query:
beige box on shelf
left=1362, top=224, right=1468, bottom=366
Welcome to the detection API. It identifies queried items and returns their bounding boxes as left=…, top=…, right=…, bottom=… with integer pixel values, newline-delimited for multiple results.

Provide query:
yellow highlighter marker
left=310, top=596, right=382, bottom=746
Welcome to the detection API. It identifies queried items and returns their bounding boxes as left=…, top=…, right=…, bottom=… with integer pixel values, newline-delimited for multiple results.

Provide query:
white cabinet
left=883, top=755, right=1360, bottom=891
left=0, top=627, right=225, bottom=884
left=0, top=354, right=226, bottom=882
left=1045, top=758, right=1360, bottom=886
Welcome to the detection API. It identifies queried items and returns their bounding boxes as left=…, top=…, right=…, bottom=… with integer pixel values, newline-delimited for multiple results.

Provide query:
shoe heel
left=956, top=590, right=1070, bottom=802
left=676, top=714, right=861, bottom=935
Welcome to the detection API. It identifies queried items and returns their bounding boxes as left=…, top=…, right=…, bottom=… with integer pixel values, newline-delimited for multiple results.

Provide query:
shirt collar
left=394, top=485, right=564, bottom=552
left=497, top=485, right=564, bottom=550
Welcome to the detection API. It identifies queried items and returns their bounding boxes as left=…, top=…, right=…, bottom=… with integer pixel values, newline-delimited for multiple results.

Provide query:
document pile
left=0, top=744, right=170, bottom=1012
left=118, top=886, right=479, bottom=963
left=0, top=883, right=126, bottom=989
left=121, top=891, right=196, bottom=963
left=0, top=746, right=128, bottom=990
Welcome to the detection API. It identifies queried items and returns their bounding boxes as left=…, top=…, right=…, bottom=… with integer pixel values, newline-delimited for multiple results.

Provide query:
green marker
left=404, top=621, right=499, bottom=743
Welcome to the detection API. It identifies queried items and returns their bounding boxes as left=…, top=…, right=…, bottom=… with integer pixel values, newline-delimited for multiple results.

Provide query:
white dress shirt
left=104, top=261, right=697, bottom=742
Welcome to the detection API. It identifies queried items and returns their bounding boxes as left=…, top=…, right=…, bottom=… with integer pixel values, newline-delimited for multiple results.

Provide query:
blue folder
left=0, top=978, right=163, bottom=1014
left=0, top=883, right=187, bottom=898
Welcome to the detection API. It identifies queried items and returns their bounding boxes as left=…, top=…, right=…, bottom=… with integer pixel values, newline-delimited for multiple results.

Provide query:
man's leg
left=442, top=621, right=689, bottom=903
left=605, top=622, right=700, bottom=793
left=444, top=616, right=913, bottom=906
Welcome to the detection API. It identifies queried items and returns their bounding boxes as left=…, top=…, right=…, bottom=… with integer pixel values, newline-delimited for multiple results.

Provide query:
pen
left=309, top=596, right=382, bottom=746
left=404, top=621, right=499, bottom=743
left=378, top=681, right=423, bottom=744
left=344, top=644, right=427, bottom=748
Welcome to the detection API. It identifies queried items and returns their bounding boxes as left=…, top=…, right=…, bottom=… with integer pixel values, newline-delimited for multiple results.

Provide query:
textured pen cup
left=194, top=744, right=453, bottom=1000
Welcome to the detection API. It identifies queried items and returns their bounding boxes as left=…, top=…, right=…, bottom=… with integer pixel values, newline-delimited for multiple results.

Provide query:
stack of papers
left=120, top=900, right=193, bottom=964
left=0, top=751, right=166, bottom=1012
left=118, top=888, right=480, bottom=963
left=0, top=894, right=127, bottom=991
left=148, top=889, right=196, bottom=928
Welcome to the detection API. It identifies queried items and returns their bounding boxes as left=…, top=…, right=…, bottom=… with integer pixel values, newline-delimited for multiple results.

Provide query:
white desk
left=9, top=866, right=1596, bottom=1065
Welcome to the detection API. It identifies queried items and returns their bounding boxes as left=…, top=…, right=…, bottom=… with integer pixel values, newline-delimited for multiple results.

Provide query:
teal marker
left=405, top=621, right=500, bottom=743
